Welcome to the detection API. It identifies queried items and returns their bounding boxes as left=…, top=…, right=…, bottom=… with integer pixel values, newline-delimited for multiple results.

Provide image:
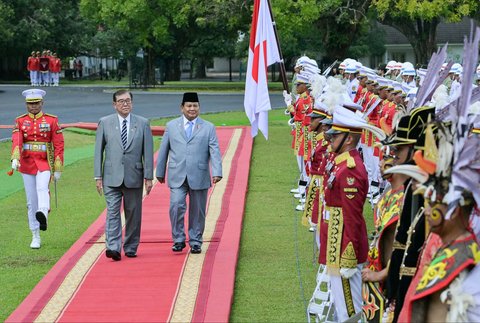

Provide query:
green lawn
left=0, top=109, right=373, bottom=322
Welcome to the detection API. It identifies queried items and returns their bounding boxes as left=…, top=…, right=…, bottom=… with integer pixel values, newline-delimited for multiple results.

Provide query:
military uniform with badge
left=10, top=89, right=64, bottom=248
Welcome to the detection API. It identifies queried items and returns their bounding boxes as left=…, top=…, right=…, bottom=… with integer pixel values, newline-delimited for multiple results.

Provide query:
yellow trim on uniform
left=472, top=128, right=480, bottom=134
left=335, top=151, right=356, bottom=169
left=332, top=125, right=362, bottom=134
left=11, top=146, right=20, bottom=160
left=28, top=111, right=44, bottom=119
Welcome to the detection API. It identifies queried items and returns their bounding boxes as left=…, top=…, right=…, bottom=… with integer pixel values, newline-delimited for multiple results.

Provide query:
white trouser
left=40, top=72, right=50, bottom=85
left=361, top=145, right=380, bottom=189
left=51, top=72, right=60, bottom=85
left=22, top=171, right=51, bottom=231
left=29, top=71, right=38, bottom=85
left=329, top=265, right=363, bottom=322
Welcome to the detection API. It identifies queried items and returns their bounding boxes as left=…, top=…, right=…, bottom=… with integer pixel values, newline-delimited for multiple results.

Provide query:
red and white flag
left=244, top=0, right=281, bottom=139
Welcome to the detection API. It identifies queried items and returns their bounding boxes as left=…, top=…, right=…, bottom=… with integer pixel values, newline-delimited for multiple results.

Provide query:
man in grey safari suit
left=94, top=89, right=154, bottom=261
left=156, top=92, right=222, bottom=254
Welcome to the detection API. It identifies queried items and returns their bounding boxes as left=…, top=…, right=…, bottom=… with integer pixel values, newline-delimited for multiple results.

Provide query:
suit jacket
left=156, top=116, right=222, bottom=190
left=94, top=113, right=153, bottom=188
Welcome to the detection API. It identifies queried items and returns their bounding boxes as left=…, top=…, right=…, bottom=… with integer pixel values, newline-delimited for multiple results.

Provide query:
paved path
left=0, top=85, right=284, bottom=140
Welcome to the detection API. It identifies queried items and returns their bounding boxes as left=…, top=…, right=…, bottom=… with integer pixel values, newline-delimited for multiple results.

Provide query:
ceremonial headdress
left=22, top=89, right=46, bottom=103
left=295, top=73, right=310, bottom=84
left=344, top=63, right=358, bottom=75
left=326, top=105, right=385, bottom=139
left=377, top=78, right=389, bottom=90
left=294, top=56, right=310, bottom=69
left=402, top=62, right=416, bottom=76
left=413, top=26, right=480, bottom=219
left=383, top=106, right=434, bottom=147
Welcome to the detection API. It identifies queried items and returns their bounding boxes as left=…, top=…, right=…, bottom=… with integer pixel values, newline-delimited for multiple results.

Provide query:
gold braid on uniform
left=11, top=146, right=20, bottom=161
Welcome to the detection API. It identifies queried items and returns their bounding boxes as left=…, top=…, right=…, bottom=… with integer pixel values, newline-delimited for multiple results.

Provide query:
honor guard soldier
left=10, top=89, right=64, bottom=248
left=320, top=105, right=384, bottom=322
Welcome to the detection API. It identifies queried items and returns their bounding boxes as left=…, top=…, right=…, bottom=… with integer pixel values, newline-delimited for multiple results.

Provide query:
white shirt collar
left=118, top=114, right=131, bottom=124
left=183, top=115, right=197, bottom=126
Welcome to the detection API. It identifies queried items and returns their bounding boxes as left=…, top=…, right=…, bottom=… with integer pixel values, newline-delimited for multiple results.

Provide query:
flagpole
left=266, top=0, right=289, bottom=92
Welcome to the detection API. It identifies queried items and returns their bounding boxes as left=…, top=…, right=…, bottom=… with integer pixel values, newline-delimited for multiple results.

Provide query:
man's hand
left=54, top=171, right=61, bottom=181
left=11, top=159, right=19, bottom=170
left=156, top=177, right=165, bottom=184
left=212, top=176, right=222, bottom=184
left=96, top=179, right=103, bottom=196
left=145, top=179, right=153, bottom=195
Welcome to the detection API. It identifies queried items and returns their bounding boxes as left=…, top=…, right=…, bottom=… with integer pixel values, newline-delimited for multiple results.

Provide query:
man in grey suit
left=94, top=89, right=154, bottom=261
left=156, top=92, right=222, bottom=254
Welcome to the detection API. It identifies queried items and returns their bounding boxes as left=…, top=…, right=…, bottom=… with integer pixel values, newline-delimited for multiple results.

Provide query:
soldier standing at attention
left=10, top=89, right=64, bottom=249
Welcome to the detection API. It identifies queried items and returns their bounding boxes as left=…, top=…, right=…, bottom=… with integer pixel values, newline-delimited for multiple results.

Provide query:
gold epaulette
left=334, top=151, right=356, bottom=169
left=44, top=113, right=58, bottom=118
left=16, top=113, right=28, bottom=119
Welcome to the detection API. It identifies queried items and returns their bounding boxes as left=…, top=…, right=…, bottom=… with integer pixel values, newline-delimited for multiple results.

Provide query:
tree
left=0, top=0, right=92, bottom=79
left=262, top=0, right=372, bottom=69
left=80, top=0, right=249, bottom=82
left=371, top=0, right=480, bottom=64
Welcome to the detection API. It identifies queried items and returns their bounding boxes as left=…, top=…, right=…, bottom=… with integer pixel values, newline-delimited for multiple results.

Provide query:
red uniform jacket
left=27, top=56, right=39, bottom=71
left=321, top=149, right=369, bottom=271
left=11, top=112, right=64, bottom=175
left=50, top=57, right=62, bottom=73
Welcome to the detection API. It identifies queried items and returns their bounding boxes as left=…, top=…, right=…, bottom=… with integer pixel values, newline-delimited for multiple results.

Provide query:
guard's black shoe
left=35, top=211, right=48, bottom=231
left=172, top=242, right=186, bottom=252
left=125, top=252, right=137, bottom=258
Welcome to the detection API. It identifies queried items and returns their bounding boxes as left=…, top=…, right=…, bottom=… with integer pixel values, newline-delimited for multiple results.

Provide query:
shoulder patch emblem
left=346, top=194, right=355, bottom=199
left=347, top=177, right=355, bottom=185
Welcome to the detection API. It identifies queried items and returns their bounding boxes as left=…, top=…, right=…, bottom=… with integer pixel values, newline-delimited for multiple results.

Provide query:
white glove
left=11, top=159, right=19, bottom=170
left=283, top=90, right=292, bottom=106
left=340, top=267, right=359, bottom=279
left=54, top=171, right=61, bottom=181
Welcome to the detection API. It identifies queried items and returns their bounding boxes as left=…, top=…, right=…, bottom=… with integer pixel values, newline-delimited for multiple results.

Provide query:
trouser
left=329, top=265, right=363, bottom=322
left=51, top=72, right=60, bottom=85
left=40, top=72, right=50, bottom=85
left=29, top=71, right=38, bottom=85
left=169, top=179, right=208, bottom=247
left=103, top=184, right=143, bottom=253
left=22, top=171, right=50, bottom=231
left=361, top=145, right=381, bottom=193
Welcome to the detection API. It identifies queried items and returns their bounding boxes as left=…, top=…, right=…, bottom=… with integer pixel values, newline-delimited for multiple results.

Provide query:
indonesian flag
left=244, top=0, right=281, bottom=139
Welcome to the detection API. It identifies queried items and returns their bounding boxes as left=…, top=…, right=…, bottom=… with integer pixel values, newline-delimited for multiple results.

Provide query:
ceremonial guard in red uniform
left=302, top=105, right=331, bottom=231
left=50, top=53, right=62, bottom=86
left=10, top=89, right=64, bottom=248
left=27, top=51, right=39, bottom=86
left=320, top=105, right=384, bottom=322
left=287, top=73, right=313, bottom=198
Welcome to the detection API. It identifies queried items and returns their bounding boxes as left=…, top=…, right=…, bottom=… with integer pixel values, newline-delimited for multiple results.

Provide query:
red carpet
left=7, top=126, right=252, bottom=323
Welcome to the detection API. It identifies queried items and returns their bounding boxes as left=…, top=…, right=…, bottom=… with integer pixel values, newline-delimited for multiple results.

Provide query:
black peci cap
left=182, top=92, right=199, bottom=104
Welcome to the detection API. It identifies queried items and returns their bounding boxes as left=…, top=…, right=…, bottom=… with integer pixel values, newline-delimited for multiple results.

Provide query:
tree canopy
left=371, top=0, right=480, bottom=63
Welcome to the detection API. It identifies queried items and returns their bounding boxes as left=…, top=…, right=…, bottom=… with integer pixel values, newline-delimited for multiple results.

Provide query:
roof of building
left=381, top=18, right=472, bottom=45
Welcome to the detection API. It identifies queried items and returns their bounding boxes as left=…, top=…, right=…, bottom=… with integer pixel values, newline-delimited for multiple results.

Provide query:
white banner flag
left=244, top=0, right=281, bottom=139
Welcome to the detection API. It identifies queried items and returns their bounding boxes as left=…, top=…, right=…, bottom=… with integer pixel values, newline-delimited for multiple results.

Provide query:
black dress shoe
left=105, top=249, right=121, bottom=261
left=35, top=211, right=47, bottom=231
left=172, top=242, right=186, bottom=252
left=191, top=245, right=202, bottom=254
left=125, top=252, right=137, bottom=258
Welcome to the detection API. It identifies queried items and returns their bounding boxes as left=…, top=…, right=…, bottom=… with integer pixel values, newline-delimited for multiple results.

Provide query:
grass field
left=0, top=109, right=373, bottom=322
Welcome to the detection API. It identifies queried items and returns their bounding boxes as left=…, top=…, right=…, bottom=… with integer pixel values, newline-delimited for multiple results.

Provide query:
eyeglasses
left=116, top=99, right=132, bottom=105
